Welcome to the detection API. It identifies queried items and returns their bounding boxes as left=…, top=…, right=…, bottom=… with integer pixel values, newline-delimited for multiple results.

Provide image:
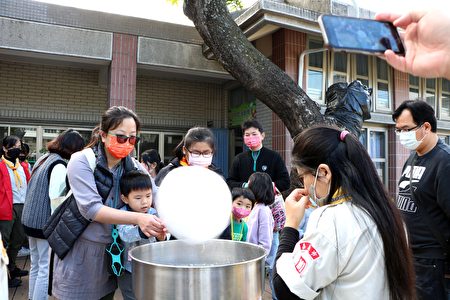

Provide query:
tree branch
left=184, top=0, right=327, bottom=138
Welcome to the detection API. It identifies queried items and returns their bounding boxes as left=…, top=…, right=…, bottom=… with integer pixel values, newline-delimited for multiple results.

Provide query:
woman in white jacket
left=273, top=126, right=416, bottom=300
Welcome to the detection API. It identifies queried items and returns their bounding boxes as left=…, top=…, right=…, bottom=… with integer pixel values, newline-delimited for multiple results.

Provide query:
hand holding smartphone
left=318, top=14, right=405, bottom=56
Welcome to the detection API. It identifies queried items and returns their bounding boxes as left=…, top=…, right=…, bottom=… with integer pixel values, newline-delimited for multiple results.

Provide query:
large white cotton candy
left=156, top=166, right=232, bottom=242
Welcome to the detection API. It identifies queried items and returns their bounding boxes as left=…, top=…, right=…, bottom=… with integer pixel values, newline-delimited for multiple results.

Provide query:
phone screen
left=319, top=15, right=405, bottom=55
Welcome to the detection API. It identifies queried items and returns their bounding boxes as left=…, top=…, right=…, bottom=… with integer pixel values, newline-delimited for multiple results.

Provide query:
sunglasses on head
left=108, top=132, right=140, bottom=145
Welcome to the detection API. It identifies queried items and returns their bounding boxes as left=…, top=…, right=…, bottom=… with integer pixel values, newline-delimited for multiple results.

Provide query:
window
left=307, top=39, right=326, bottom=103
left=301, top=40, right=394, bottom=112
left=425, top=78, right=437, bottom=109
left=138, top=132, right=160, bottom=157
left=163, top=134, right=183, bottom=164
left=355, top=54, right=370, bottom=87
left=330, top=52, right=349, bottom=84
left=409, top=75, right=420, bottom=100
left=440, top=79, right=450, bottom=120
left=375, top=58, right=391, bottom=111
left=359, top=127, right=388, bottom=185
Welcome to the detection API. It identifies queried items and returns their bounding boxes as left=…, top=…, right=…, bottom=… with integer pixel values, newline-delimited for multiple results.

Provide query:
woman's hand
left=137, top=214, right=166, bottom=238
left=284, top=188, right=310, bottom=230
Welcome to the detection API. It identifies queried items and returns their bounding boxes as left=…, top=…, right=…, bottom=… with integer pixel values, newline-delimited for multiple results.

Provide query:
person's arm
left=273, top=227, right=302, bottom=300
left=272, top=189, right=308, bottom=299
left=48, top=163, right=67, bottom=200
left=67, top=151, right=166, bottom=237
left=436, top=155, right=450, bottom=218
left=226, top=155, right=245, bottom=189
left=375, top=11, right=450, bottom=80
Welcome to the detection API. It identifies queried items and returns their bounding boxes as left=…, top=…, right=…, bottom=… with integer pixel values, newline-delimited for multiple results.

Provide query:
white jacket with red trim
left=276, top=201, right=389, bottom=299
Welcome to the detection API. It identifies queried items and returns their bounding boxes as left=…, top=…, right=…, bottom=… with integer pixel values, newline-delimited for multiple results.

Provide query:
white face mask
left=308, top=171, right=330, bottom=208
left=188, top=155, right=213, bottom=167
left=398, top=127, right=424, bottom=150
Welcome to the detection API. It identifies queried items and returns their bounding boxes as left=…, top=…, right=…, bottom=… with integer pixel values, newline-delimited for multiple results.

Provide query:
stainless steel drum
left=129, top=239, right=266, bottom=300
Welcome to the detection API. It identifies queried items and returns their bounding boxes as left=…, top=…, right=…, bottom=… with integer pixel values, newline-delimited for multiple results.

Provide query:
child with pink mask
left=219, top=188, right=255, bottom=241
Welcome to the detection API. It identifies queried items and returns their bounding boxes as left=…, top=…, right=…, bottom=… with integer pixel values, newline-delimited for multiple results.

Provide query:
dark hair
left=242, top=119, right=264, bottom=134
left=231, top=187, right=256, bottom=208
left=141, top=149, right=164, bottom=174
left=120, top=170, right=152, bottom=197
left=392, top=100, right=437, bottom=132
left=87, top=125, right=100, bottom=148
left=292, top=125, right=415, bottom=300
left=47, top=129, right=85, bottom=159
left=248, top=172, right=275, bottom=206
left=21, top=143, right=30, bottom=155
left=1, top=135, right=21, bottom=156
left=173, top=127, right=215, bottom=160
left=87, top=106, right=141, bottom=147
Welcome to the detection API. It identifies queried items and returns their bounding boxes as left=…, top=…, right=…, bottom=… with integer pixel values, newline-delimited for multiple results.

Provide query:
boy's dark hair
left=392, top=100, right=437, bottom=132
left=47, top=129, right=85, bottom=159
left=120, top=170, right=152, bottom=197
left=242, top=119, right=264, bottom=134
left=231, top=187, right=256, bottom=208
left=248, top=172, right=274, bottom=206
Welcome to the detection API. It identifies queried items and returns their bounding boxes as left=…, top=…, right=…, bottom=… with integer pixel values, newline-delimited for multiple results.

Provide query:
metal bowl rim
left=129, top=239, right=267, bottom=269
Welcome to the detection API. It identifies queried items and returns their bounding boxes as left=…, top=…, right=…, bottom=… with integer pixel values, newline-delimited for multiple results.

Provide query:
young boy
left=117, top=170, right=166, bottom=300
left=219, top=188, right=255, bottom=241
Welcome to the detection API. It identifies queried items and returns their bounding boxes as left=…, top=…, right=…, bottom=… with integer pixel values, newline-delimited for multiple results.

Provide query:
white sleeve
left=276, top=228, right=339, bottom=300
left=48, top=164, right=67, bottom=200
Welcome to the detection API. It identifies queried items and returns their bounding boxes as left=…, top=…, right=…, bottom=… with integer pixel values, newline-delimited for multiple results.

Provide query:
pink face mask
left=232, top=206, right=251, bottom=219
left=243, top=135, right=262, bottom=149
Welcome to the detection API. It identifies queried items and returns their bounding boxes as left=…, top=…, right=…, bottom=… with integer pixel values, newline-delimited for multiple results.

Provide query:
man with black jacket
left=226, top=120, right=290, bottom=192
left=393, top=100, right=450, bottom=300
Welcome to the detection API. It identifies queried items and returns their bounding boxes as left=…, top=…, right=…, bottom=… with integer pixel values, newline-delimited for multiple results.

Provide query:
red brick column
left=271, top=29, right=307, bottom=167
left=388, top=69, right=411, bottom=197
left=108, top=33, right=137, bottom=110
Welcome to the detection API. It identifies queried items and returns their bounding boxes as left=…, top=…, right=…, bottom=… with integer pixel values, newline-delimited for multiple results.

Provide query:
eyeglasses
left=186, top=149, right=213, bottom=158
left=394, top=124, right=422, bottom=135
left=108, top=132, right=140, bottom=145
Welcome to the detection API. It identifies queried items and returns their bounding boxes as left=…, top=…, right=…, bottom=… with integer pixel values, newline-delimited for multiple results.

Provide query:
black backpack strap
left=46, top=159, right=67, bottom=182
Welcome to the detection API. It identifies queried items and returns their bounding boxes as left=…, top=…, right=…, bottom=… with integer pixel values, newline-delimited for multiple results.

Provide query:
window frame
left=305, top=37, right=327, bottom=104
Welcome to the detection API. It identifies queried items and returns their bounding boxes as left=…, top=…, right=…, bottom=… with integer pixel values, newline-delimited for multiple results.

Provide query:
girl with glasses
left=52, top=106, right=166, bottom=300
left=155, top=126, right=222, bottom=186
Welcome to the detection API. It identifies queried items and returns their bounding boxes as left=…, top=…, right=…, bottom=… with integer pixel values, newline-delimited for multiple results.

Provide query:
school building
left=1, top=0, right=449, bottom=197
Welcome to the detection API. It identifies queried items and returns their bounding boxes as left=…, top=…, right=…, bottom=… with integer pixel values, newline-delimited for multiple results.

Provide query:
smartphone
left=318, top=14, right=405, bottom=55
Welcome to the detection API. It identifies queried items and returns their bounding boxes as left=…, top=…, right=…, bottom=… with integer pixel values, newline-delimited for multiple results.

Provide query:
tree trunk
left=184, top=0, right=328, bottom=138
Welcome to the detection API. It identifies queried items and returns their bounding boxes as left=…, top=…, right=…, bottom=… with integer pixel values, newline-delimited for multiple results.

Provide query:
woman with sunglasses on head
left=155, top=127, right=222, bottom=186
left=0, top=136, right=31, bottom=289
left=52, top=106, right=166, bottom=300
left=273, top=125, right=416, bottom=300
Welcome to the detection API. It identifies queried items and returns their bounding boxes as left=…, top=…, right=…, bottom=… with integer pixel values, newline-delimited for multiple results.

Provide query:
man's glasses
left=108, top=132, right=140, bottom=145
left=394, top=124, right=422, bottom=135
left=186, top=149, right=213, bottom=158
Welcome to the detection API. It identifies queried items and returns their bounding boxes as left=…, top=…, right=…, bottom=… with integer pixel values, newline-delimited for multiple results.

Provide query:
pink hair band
left=340, top=130, right=349, bottom=141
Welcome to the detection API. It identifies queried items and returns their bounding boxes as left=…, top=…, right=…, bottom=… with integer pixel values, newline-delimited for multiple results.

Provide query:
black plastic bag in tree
left=324, top=80, right=372, bottom=137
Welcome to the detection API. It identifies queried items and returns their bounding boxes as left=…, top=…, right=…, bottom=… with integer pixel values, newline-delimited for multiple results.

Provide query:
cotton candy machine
left=130, top=240, right=266, bottom=300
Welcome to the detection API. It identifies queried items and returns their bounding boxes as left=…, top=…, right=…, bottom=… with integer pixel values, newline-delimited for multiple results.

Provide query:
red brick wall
left=388, top=69, right=411, bottom=197
left=271, top=29, right=307, bottom=167
left=108, top=33, right=137, bottom=110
